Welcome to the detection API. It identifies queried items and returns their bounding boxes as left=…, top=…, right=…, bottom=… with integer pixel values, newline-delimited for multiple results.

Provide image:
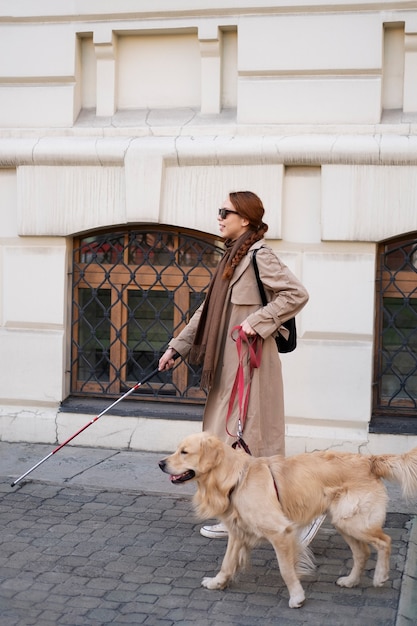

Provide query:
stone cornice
left=1, top=0, right=416, bottom=23
left=2, top=132, right=417, bottom=167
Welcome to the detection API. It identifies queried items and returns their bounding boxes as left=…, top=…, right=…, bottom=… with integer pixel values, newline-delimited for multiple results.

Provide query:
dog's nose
left=159, top=459, right=166, bottom=471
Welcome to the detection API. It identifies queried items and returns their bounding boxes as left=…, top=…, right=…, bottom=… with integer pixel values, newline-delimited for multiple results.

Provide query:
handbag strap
left=252, top=248, right=267, bottom=306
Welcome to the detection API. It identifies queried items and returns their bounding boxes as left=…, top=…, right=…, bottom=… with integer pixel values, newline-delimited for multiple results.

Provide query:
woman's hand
left=241, top=320, right=257, bottom=336
left=158, top=347, right=178, bottom=371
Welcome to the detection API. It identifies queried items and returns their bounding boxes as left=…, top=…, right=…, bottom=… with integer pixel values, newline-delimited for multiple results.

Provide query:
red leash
left=226, top=328, right=280, bottom=501
left=226, top=325, right=263, bottom=453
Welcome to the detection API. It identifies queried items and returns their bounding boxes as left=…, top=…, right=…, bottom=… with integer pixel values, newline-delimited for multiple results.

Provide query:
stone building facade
left=1, top=0, right=417, bottom=454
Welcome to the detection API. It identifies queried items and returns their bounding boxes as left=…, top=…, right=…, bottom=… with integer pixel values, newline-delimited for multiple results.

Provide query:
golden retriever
left=159, top=432, right=417, bottom=608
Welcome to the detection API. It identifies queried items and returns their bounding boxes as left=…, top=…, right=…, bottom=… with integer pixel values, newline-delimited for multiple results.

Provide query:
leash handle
left=226, top=325, right=262, bottom=442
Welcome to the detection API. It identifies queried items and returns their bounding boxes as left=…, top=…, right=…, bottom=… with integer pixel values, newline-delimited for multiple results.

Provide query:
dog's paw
left=336, top=575, right=359, bottom=588
left=373, top=573, right=388, bottom=587
left=201, top=575, right=227, bottom=590
left=289, top=591, right=305, bottom=609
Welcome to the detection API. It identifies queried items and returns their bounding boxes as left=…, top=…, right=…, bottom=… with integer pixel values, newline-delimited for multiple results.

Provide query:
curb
left=396, top=515, right=417, bottom=626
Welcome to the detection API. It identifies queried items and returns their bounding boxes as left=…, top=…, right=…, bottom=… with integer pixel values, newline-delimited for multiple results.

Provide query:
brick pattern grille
left=375, top=237, right=417, bottom=415
left=71, top=228, right=223, bottom=402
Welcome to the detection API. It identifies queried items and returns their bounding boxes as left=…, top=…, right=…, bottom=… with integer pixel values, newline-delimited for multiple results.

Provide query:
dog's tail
left=370, top=446, right=417, bottom=499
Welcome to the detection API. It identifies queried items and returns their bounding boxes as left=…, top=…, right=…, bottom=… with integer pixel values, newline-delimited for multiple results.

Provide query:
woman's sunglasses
left=218, top=208, right=239, bottom=219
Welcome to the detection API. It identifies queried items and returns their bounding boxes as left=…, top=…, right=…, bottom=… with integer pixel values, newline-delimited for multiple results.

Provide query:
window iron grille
left=374, top=236, right=417, bottom=418
left=71, top=228, right=223, bottom=402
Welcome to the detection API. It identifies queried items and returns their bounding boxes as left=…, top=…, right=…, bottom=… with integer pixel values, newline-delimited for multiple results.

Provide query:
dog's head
left=159, top=432, right=224, bottom=485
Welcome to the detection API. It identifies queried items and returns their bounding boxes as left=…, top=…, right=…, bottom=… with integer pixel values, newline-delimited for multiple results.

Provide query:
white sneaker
left=200, top=522, right=228, bottom=539
left=299, top=514, right=326, bottom=546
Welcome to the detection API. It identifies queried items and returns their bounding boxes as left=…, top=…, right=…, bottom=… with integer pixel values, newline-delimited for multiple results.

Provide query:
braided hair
left=222, top=191, right=268, bottom=280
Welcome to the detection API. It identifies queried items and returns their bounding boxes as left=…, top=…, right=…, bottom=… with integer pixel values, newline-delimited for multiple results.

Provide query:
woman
left=159, top=191, right=319, bottom=540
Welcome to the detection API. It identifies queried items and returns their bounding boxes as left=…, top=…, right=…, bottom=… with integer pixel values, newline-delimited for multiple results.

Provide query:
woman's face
left=217, top=196, right=250, bottom=240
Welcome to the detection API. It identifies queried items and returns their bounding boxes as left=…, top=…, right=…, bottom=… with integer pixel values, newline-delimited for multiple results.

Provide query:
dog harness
left=269, top=467, right=281, bottom=502
left=227, top=462, right=281, bottom=504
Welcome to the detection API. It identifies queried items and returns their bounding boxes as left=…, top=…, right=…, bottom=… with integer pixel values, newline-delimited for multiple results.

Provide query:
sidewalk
left=0, top=441, right=416, bottom=626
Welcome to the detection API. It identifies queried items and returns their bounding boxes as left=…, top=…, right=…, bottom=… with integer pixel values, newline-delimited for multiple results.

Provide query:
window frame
left=371, top=233, right=417, bottom=434
left=70, top=226, right=223, bottom=404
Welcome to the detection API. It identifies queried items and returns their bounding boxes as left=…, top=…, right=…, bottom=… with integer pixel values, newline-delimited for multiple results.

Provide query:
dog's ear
left=198, top=435, right=224, bottom=474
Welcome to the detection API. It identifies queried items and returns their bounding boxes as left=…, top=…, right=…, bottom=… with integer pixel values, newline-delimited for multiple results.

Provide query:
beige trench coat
left=169, top=240, right=309, bottom=457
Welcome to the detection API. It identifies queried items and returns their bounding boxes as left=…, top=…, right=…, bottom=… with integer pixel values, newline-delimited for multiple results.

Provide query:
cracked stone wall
left=1, top=1, right=417, bottom=454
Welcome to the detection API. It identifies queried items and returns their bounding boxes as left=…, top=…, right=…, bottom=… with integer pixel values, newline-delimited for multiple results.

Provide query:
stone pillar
left=199, top=24, right=222, bottom=114
left=403, top=32, right=417, bottom=113
left=94, top=27, right=117, bottom=116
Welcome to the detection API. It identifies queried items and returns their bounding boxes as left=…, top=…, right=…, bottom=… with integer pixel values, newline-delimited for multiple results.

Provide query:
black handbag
left=252, top=249, right=297, bottom=353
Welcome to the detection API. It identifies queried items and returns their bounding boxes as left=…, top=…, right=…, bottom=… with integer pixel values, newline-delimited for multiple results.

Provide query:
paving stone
left=1, top=444, right=417, bottom=625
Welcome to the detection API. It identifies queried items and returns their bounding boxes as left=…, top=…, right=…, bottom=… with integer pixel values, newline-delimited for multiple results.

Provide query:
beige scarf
left=189, top=231, right=252, bottom=390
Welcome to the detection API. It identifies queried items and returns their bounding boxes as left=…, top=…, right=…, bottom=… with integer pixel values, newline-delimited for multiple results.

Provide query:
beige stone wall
left=0, top=0, right=417, bottom=453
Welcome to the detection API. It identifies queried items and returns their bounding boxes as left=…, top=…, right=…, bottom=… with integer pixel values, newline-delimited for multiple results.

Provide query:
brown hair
left=223, top=191, right=269, bottom=279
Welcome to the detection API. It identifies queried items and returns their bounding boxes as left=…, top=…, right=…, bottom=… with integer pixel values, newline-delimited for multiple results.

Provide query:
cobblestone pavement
left=0, top=443, right=416, bottom=625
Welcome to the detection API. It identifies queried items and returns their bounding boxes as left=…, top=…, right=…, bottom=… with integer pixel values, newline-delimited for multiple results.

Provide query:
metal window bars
left=71, top=228, right=223, bottom=402
left=375, top=237, right=417, bottom=415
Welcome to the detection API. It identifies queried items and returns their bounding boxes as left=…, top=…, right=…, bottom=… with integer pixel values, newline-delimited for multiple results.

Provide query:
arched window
left=372, top=234, right=417, bottom=433
left=70, top=227, right=223, bottom=403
